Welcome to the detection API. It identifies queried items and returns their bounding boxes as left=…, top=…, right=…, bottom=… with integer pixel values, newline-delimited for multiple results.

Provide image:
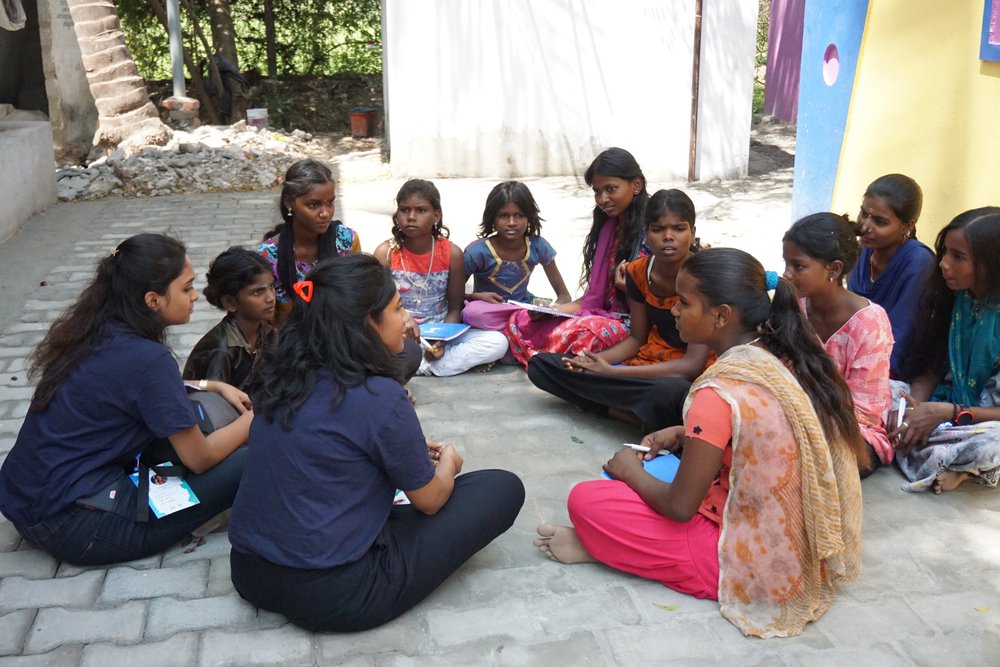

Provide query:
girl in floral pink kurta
left=782, top=212, right=895, bottom=472
left=822, top=303, right=894, bottom=463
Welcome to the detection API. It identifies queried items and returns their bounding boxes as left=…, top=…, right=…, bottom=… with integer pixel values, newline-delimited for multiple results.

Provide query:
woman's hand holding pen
left=639, top=425, right=685, bottom=458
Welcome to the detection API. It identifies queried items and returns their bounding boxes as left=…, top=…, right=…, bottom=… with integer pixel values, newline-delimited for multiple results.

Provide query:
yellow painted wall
left=833, top=0, right=1000, bottom=241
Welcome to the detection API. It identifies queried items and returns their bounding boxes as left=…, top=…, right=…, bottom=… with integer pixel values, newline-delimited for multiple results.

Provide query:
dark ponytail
left=29, top=234, right=187, bottom=411
left=682, top=248, right=865, bottom=460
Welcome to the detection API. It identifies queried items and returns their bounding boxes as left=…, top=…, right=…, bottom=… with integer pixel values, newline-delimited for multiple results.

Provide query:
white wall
left=382, top=0, right=756, bottom=182
left=0, top=122, right=57, bottom=243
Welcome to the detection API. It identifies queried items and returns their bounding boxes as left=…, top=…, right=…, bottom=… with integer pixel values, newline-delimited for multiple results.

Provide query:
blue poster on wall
left=982, top=0, right=1000, bottom=61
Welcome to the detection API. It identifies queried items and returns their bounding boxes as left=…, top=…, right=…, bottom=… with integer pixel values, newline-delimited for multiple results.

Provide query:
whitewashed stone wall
left=382, top=0, right=757, bottom=182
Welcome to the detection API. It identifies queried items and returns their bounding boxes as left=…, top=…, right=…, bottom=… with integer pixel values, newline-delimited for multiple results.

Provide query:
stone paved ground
left=1, top=129, right=999, bottom=665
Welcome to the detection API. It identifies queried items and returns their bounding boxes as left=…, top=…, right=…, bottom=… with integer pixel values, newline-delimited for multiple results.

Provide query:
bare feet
left=534, top=524, right=597, bottom=564
left=933, top=470, right=973, bottom=494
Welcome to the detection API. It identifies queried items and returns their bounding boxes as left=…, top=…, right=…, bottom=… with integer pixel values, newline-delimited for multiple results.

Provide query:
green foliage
left=753, top=0, right=770, bottom=115
left=118, top=0, right=382, bottom=80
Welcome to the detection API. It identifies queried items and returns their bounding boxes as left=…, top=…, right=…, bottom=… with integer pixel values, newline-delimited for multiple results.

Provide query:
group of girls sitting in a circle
left=2, top=147, right=998, bottom=639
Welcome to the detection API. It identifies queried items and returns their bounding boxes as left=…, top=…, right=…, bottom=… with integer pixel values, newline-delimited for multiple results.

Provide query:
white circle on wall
left=823, top=44, right=840, bottom=86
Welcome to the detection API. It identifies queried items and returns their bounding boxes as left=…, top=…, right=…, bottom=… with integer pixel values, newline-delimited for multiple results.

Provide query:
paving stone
left=315, top=614, right=433, bottom=663
left=603, top=614, right=747, bottom=664
left=145, top=592, right=258, bottom=641
left=905, top=628, right=1000, bottom=667
left=496, top=631, right=607, bottom=666
left=24, top=601, right=146, bottom=654
left=198, top=625, right=315, bottom=667
left=55, top=552, right=161, bottom=579
left=780, top=642, right=912, bottom=667
left=818, top=596, right=934, bottom=644
left=99, top=560, right=208, bottom=604
left=0, top=571, right=103, bottom=612
left=161, top=532, right=232, bottom=565
left=0, top=552, right=58, bottom=581
left=0, top=610, right=35, bottom=656
left=205, top=557, right=233, bottom=597
left=905, top=589, right=1000, bottom=635
left=79, top=632, right=198, bottom=667
left=423, top=599, right=541, bottom=647
left=0, top=645, right=82, bottom=666
left=0, top=521, right=22, bottom=553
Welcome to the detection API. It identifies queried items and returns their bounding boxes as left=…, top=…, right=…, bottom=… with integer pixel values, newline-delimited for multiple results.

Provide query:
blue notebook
left=419, top=322, right=470, bottom=342
left=601, top=452, right=681, bottom=482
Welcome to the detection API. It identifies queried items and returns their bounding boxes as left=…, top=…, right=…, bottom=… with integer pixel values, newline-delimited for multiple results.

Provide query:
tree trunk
left=65, top=0, right=171, bottom=152
left=207, top=0, right=246, bottom=122
left=263, top=0, right=276, bottom=77
left=208, top=0, right=237, bottom=64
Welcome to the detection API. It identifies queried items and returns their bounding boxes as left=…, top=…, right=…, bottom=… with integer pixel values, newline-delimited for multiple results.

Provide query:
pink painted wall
left=762, top=0, right=804, bottom=122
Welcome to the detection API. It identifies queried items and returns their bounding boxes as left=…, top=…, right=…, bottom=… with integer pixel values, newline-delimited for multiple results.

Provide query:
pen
left=419, top=337, right=436, bottom=351
left=622, top=443, right=668, bottom=456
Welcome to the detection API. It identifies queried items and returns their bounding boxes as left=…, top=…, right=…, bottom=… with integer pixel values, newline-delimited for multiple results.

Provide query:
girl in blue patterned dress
left=462, top=181, right=572, bottom=331
left=258, top=160, right=361, bottom=324
left=374, top=180, right=508, bottom=376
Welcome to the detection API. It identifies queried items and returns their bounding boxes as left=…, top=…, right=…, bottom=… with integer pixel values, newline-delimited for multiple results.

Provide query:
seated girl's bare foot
left=533, top=524, right=597, bottom=564
left=933, top=470, right=973, bottom=494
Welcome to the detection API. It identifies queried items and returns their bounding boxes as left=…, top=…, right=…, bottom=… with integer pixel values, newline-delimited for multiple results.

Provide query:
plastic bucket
left=246, top=108, right=268, bottom=128
left=349, top=106, right=377, bottom=138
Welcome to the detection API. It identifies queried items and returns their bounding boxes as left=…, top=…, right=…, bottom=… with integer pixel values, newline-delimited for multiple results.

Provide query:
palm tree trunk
left=65, top=0, right=172, bottom=151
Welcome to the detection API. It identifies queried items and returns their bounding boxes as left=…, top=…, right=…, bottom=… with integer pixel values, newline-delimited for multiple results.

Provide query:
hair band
left=764, top=271, right=779, bottom=291
left=293, top=280, right=314, bottom=303
left=110, top=247, right=120, bottom=257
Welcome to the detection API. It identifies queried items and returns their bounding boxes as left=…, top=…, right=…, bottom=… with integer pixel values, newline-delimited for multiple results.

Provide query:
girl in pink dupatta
left=535, top=248, right=865, bottom=638
left=504, top=148, right=649, bottom=366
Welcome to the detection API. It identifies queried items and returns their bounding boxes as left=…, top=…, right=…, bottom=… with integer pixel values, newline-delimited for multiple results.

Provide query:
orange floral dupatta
left=683, top=344, right=862, bottom=638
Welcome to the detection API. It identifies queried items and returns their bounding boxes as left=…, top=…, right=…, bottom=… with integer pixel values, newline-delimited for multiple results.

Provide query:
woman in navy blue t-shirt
left=228, top=253, right=524, bottom=632
left=0, top=234, right=253, bottom=565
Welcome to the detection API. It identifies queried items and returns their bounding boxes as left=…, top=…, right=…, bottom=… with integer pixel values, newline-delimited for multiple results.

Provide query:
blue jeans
left=15, top=447, right=246, bottom=565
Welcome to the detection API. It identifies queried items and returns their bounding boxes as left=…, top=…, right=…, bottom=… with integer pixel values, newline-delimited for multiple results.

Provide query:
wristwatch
left=955, top=405, right=975, bottom=426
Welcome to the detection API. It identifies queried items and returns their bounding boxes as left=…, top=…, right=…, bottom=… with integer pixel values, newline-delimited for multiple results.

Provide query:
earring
left=633, top=190, right=639, bottom=195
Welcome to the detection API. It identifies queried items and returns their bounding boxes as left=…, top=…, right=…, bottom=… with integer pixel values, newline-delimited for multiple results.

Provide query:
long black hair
left=582, top=147, right=649, bottom=288
left=29, top=234, right=188, bottom=411
left=782, top=212, right=862, bottom=283
left=478, top=180, right=543, bottom=238
left=261, top=159, right=342, bottom=298
left=901, top=206, right=1000, bottom=383
left=251, top=254, right=402, bottom=428
left=203, top=247, right=272, bottom=309
left=390, top=179, right=450, bottom=246
left=681, top=248, right=865, bottom=461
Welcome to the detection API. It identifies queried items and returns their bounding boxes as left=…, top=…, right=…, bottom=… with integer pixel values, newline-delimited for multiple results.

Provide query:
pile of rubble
left=54, top=122, right=363, bottom=201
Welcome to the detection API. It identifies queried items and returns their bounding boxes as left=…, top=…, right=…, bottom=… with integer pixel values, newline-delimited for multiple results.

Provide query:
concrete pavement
left=0, top=132, right=998, bottom=665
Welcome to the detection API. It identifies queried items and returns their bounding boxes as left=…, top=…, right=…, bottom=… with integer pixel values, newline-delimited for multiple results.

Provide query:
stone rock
left=55, top=123, right=337, bottom=202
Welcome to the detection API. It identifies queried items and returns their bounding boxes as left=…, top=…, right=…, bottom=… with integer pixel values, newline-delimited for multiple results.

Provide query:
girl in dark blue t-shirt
left=0, top=233, right=253, bottom=565
left=228, top=253, right=524, bottom=632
